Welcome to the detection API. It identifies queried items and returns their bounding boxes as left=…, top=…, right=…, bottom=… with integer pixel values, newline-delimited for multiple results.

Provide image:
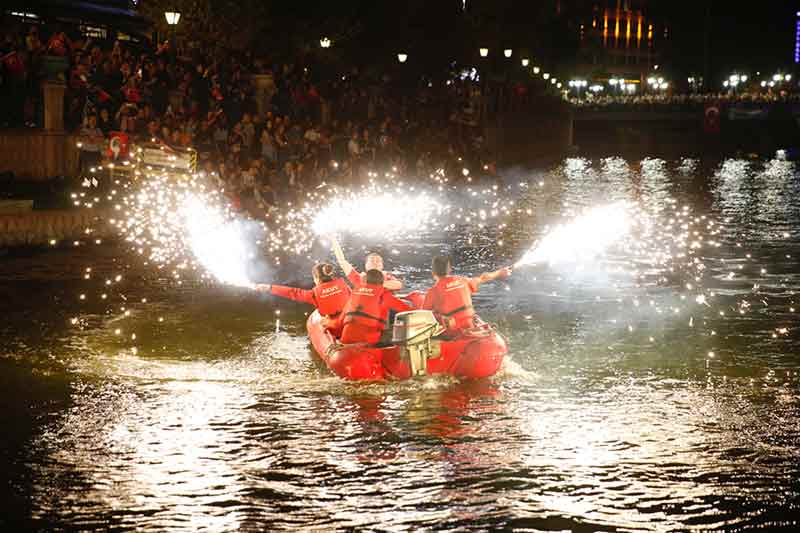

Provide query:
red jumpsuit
left=422, top=275, right=480, bottom=335
left=338, top=283, right=412, bottom=344
left=270, top=277, right=351, bottom=336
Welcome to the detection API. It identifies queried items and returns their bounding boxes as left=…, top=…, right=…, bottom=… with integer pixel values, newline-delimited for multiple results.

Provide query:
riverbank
left=0, top=208, right=112, bottom=248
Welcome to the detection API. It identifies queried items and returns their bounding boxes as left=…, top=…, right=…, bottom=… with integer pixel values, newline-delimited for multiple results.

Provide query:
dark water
left=1, top=157, right=799, bottom=532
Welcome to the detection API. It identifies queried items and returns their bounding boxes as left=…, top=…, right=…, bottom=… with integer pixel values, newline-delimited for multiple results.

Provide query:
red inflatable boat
left=306, top=309, right=508, bottom=381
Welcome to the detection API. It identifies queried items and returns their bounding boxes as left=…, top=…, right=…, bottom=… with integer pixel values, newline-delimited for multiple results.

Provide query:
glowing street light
left=521, top=58, right=529, bottom=67
left=319, top=37, right=331, bottom=48
left=533, top=66, right=540, bottom=74
left=503, top=48, right=513, bottom=58
left=397, top=53, right=408, bottom=63
left=164, top=11, right=181, bottom=25
left=569, top=79, right=587, bottom=98
left=479, top=47, right=489, bottom=58
left=164, top=11, right=181, bottom=68
left=543, top=72, right=550, bottom=80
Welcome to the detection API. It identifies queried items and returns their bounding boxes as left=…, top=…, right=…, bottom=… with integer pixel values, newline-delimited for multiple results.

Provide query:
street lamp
left=397, top=53, right=408, bottom=63
left=543, top=72, right=550, bottom=80
left=503, top=48, right=513, bottom=58
left=569, top=79, right=587, bottom=98
left=521, top=58, right=529, bottom=67
left=164, top=11, right=181, bottom=25
left=479, top=47, right=489, bottom=58
left=320, top=37, right=331, bottom=48
left=533, top=66, right=540, bottom=74
left=164, top=11, right=181, bottom=67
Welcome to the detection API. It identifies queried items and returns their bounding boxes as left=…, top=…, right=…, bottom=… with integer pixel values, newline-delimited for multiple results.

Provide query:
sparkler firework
left=181, top=195, right=260, bottom=288
left=64, top=151, right=794, bottom=361
left=311, top=189, right=447, bottom=238
left=514, top=202, right=633, bottom=267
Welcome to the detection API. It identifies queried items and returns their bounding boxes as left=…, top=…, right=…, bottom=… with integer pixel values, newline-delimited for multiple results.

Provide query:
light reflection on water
left=1, top=157, right=799, bottom=531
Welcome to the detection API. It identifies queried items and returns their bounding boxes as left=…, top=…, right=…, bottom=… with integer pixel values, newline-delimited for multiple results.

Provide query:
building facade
left=571, top=0, right=668, bottom=81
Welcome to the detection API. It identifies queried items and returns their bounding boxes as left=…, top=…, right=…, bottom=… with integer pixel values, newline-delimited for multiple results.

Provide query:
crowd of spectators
left=567, top=91, right=800, bottom=112
left=2, top=20, right=497, bottom=216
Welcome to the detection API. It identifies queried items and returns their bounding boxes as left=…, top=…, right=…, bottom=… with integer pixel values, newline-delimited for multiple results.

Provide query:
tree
left=139, top=0, right=269, bottom=50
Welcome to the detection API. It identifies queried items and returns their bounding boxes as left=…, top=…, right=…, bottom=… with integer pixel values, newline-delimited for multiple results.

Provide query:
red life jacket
left=312, top=277, right=350, bottom=317
left=431, top=276, right=475, bottom=330
left=343, top=284, right=389, bottom=330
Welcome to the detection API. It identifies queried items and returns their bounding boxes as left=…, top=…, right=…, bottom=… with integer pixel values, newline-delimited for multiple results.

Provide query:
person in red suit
left=255, top=263, right=350, bottom=336
left=336, top=270, right=412, bottom=344
left=422, top=256, right=511, bottom=335
left=330, top=235, right=403, bottom=291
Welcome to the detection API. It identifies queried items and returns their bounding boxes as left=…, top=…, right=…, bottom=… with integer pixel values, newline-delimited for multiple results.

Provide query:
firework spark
left=515, top=202, right=632, bottom=267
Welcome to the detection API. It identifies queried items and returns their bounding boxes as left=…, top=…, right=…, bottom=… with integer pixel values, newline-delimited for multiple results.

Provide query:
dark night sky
left=126, top=0, right=800, bottom=77
left=664, top=1, right=798, bottom=77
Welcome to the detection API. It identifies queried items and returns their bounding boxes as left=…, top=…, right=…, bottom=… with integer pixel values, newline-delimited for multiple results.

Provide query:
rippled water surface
left=2, top=157, right=799, bottom=531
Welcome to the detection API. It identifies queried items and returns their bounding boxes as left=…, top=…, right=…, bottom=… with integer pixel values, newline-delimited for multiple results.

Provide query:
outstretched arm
left=330, top=235, right=355, bottom=276
left=255, top=283, right=316, bottom=306
left=385, top=292, right=413, bottom=314
left=383, top=276, right=403, bottom=291
left=474, top=266, right=513, bottom=288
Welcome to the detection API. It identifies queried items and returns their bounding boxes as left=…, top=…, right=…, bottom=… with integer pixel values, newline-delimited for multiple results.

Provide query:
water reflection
left=3, top=156, right=800, bottom=530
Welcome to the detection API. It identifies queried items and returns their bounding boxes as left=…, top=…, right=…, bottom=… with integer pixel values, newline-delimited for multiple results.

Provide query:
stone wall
left=0, top=130, right=80, bottom=180
left=0, top=209, right=112, bottom=247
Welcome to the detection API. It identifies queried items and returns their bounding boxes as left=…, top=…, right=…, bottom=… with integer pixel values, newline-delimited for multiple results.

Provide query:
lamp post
left=164, top=11, right=181, bottom=68
left=521, top=58, right=529, bottom=67
left=320, top=37, right=331, bottom=48
left=503, top=48, right=513, bottom=58
left=397, top=53, right=408, bottom=63
left=479, top=47, right=489, bottom=58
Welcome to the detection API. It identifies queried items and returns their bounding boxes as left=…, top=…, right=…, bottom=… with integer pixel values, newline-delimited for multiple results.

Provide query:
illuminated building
left=795, top=10, right=800, bottom=64
left=570, top=0, right=667, bottom=81
left=3, top=0, right=150, bottom=42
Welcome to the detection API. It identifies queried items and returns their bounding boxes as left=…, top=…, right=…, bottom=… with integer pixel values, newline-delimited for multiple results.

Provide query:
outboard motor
left=392, top=310, right=444, bottom=376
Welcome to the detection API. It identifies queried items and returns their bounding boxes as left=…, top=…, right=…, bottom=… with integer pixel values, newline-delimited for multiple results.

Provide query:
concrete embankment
left=0, top=209, right=113, bottom=248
